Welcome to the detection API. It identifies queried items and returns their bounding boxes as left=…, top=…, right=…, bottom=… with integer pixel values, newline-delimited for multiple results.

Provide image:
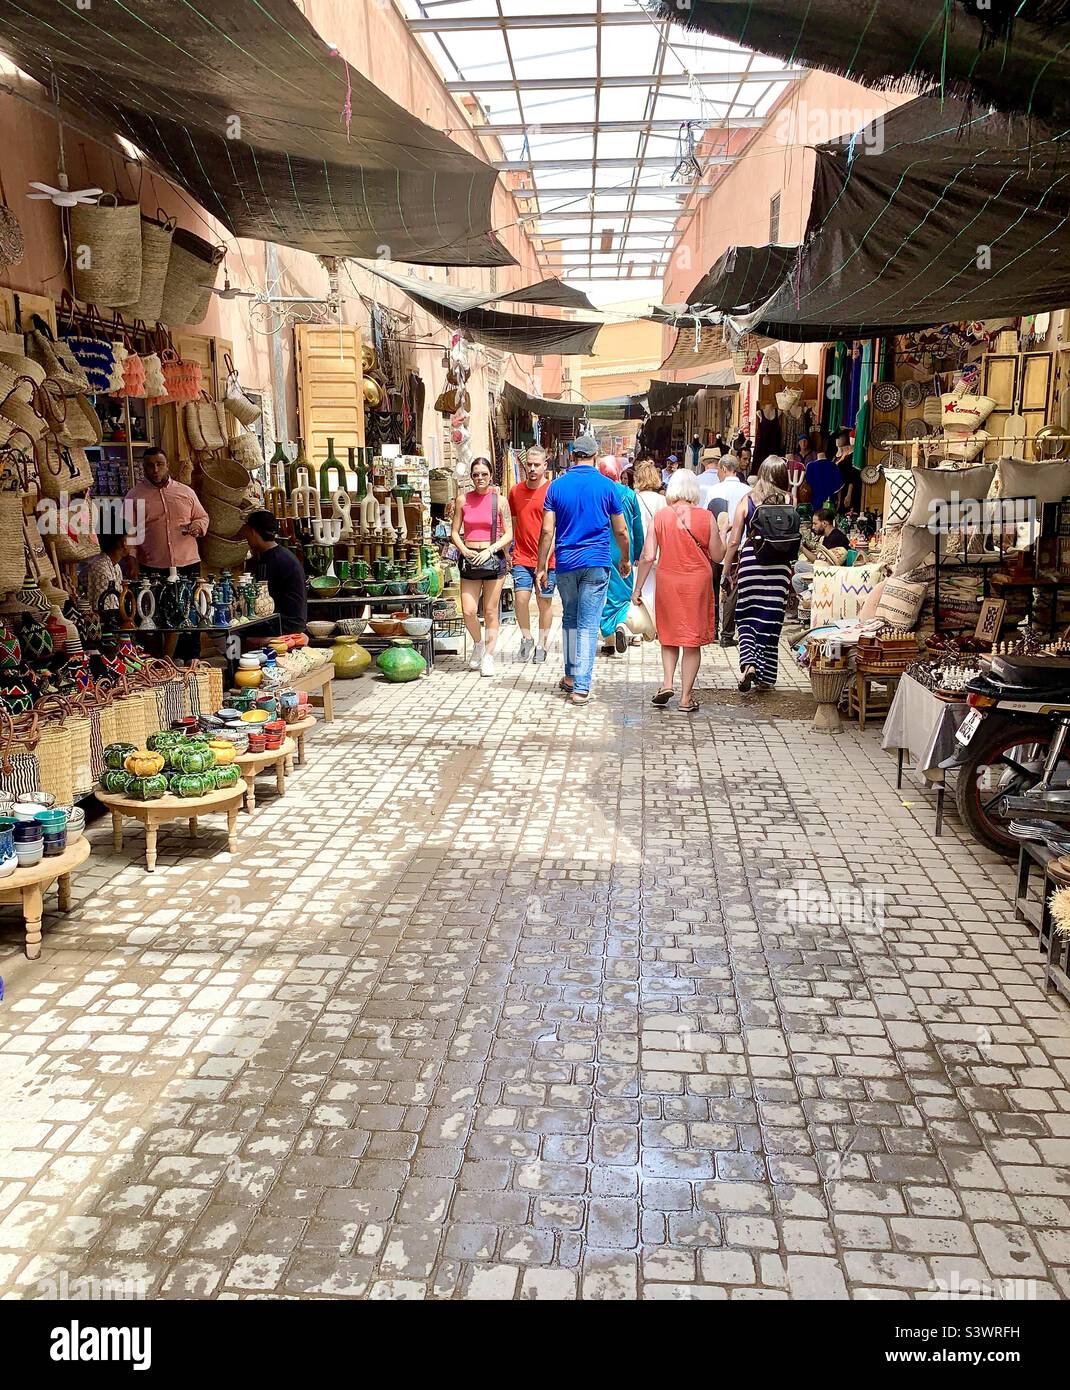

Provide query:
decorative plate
left=872, top=382, right=902, bottom=412
left=871, top=421, right=899, bottom=447
left=860, top=463, right=883, bottom=485
left=882, top=449, right=908, bottom=470
left=901, top=380, right=924, bottom=409
left=1034, top=425, right=1070, bottom=460
left=905, top=417, right=930, bottom=438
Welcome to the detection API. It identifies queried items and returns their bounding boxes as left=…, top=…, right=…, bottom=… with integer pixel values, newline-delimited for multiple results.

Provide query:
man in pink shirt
left=125, top=448, right=209, bottom=658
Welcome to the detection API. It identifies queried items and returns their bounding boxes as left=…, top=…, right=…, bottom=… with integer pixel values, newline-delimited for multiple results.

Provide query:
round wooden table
left=97, top=782, right=247, bottom=872
left=284, top=715, right=317, bottom=772
left=234, top=738, right=295, bottom=812
left=0, top=836, right=91, bottom=959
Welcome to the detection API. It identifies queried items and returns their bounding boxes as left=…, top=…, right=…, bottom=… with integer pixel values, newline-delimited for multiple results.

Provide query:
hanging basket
left=70, top=195, right=143, bottom=308
left=124, top=212, right=176, bottom=324
left=159, top=227, right=224, bottom=327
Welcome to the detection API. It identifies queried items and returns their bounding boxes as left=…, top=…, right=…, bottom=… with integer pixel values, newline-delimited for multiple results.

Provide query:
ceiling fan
left=27, top=76, right=102, bottom=207
left=211, top=269, right=257, bottom=301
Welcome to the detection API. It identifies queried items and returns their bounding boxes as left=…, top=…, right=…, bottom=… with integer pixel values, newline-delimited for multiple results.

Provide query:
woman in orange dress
left=633, top=468, right=724, bottom=712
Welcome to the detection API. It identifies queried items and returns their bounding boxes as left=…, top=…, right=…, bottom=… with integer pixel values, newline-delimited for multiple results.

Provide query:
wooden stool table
left=0, top=836, right=91, bottom=959
left=289, top=666, right=335, bottom=722
left=98, top=783, right=247, bottom=872
left=284, top=715, right=317, bottom=772
left=849, top=665, right=905, bottom=731
left=235, top=738, right=295, bottom=812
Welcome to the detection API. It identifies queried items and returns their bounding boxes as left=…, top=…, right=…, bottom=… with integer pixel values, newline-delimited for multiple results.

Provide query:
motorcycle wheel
left=954, top=717, right=1054, bottom=855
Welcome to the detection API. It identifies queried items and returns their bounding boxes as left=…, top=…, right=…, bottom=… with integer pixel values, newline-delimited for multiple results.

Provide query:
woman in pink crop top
left=450, top=456, right=513, bottom=678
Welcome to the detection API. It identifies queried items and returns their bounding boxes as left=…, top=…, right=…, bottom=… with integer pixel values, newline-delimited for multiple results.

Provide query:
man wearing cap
left=537, top=435, right=630, bottom=705
left=661, top=455, right=679, bottom=488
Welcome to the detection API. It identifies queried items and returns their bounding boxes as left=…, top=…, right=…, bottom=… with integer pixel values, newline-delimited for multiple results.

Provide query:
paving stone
left=0, top=637, right=1068, bottom=1301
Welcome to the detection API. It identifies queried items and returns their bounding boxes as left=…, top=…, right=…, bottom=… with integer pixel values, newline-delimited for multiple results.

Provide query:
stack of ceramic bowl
left=59, top=804, right=86, bottom=844
left=246, top=729, right=267, bottom=754
left=263, top=719, right=286, bottom=752
left=13, top=815, right=44, bottom=866
left=36, top=808, right=67, bottom=857
left=235, top=653, right=263, bottom=690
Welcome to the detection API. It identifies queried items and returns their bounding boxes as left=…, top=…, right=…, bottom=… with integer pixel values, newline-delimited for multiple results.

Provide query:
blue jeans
left=556, top=566, right=611, bottom=694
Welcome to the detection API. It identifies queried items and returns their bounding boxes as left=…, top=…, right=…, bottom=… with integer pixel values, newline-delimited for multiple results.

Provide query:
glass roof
left=402, top=0, right=799, bottom=305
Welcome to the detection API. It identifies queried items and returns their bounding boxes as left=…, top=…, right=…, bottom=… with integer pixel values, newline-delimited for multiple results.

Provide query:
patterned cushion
left=811, top=562, right=883, bottom=623
left=883, top=469, right=915, bottom=525
left=876, top=577, right=927, bottom=630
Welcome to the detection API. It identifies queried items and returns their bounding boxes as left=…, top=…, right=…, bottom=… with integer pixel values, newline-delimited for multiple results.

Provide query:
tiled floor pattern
left=1, top=627, right=1069, bottom=1300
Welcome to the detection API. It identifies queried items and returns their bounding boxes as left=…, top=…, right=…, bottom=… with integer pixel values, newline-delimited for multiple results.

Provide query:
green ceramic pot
left=100, top=769, right=132, bottom=795
left=211, top=764, right=241, bottom=790
left=170, top=743, right=215, bottom=775
left=103, top=742, right=137, bottom=772
left=377, top=640, right=426, bottom=683
left=332, top=637, right=371, bottom=679
left=169, top=771, right=214, bottom=798
left=147, top=731, right=186, bottom=755
left=126, top=773, right=168, bottom=801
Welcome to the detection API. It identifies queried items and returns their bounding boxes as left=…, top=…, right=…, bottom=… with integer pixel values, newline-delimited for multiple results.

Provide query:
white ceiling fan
left=26, top=80, right=102, bottom=207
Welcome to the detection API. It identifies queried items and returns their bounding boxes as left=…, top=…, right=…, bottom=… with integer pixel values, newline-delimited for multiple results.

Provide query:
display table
left=1015, top=840, right=1070, bottom=1007
left=285, top=715, right=316, bottom=769
left=234, top=738, right=294, bottom=812
left=0, top=836, right=91, bottom=959
left=881, top=674, right=970, bottom=835
left=98, top=783, right=246, bottom=871
left=288, top=665, right=335, bottom=722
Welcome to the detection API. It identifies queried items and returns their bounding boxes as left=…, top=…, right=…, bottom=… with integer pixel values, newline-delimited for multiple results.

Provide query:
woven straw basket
left=70, top=195, right=143, bottom=308
left=124, top=213, right=176, bottom=324
left=160, top=227, right=224, bottom=327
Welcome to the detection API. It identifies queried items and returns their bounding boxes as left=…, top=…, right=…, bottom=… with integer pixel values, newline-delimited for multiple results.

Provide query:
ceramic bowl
left=63, top=806, right=86, bottom=843
left=402, top=617, right=433, bottom=639
left=43, top=832, right=67, bottom=857
left=15, top=840, right=44, bottom=867
left=307, top=620, right=336, bottom=640
left=238, top=655, right=262, bottom=670
left=0, top=852, right=17, bottom=879
left=369, top=617, right=401, bottom=637
left=14, top=802, right=49, bottom=823
left=216, top=708, right=242, bottom=723
left=34, top=809, right=68, bottom=832
left=240, top=708, right=269, bottom=724
left=364, top=583, right=385, bottom=598
left=308, top=576, right=341, bottom=598
left=336, top=616, right=369, bottom=637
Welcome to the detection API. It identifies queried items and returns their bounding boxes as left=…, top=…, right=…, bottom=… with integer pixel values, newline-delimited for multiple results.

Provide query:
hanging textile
left=852, top=341, right=876, bottom=474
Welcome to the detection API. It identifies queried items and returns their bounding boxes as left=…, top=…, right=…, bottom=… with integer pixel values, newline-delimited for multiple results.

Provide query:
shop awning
left=659, top=325, right=730, bottom=374
left=646, top=379, right=719, bottom=414
left=651, top=1, right=1070, bottom=122
left=584, top=396, right=647, bottom=421
left=501, top=383, right=586, bottom=422
left=0, top=0, right=513, bottom=267
left=371, top=267, right=604, bottom=355
left=731, top=96, right=1070, bottom=341
left=360, top=268, right=597, bottom=315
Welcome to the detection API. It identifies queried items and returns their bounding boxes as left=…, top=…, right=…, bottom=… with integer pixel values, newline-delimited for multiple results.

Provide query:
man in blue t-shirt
left=536, top=434, right=630, bottom=705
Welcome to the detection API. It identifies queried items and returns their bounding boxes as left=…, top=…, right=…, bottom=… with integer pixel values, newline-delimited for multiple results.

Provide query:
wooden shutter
left=294, top=324, right=365, bottom=469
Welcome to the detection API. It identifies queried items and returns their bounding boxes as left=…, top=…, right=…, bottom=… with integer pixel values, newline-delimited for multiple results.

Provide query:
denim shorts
left=512, top=564, right=556, bottom=596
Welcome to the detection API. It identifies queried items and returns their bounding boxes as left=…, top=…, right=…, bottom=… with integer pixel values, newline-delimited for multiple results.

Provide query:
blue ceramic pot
left=0, top=819, right=14, bottom=860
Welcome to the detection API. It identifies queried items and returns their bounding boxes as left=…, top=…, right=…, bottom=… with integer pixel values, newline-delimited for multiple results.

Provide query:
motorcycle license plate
left=955, top=709, right=983, bottom=746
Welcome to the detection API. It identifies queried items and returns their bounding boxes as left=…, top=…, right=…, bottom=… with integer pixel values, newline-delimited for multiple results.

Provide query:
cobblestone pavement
left=1, top=628, right=1069, bottom=1301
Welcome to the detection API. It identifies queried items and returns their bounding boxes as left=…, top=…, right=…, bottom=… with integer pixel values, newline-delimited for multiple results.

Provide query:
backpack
left=748, top=503, right=801, bottom=564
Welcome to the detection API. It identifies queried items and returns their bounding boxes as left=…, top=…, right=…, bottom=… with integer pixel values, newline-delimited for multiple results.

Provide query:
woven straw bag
left=65, top=695, right=95, bottom=799
left=124, top=212, right=176, bottom=323
left=49, top=393, right=102, bottom=447
left=0, top=375, right=48, bottom=442
left=111, top=681, right=148, bottom=749
left=0, top=489, right=26, bottom=594
left=229, top=428, right=263, bottom=471
left=25, top=315, right=90, bottom=396
left=70, top=194, right=143, bottom=308
left=33, top=698, right=75, bottom=806
left=222, top=353, right=261, bottom=425
left=36, top=438, right=94, bottom=499
left=142, top=352, right=166, bottom=397
left=115, top=347, right=146, bottom=398
left=0, top=172, right=24, bottom=271
left=185, top=393, right=227, bottom=451
left=0, top=712, right=41, bottom=798
left=51, top=492, right=99, bottom=564
left=159, top=227, right=224, bottom=327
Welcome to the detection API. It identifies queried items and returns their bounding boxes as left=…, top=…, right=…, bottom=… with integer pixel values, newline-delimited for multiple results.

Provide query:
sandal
left=679, top=699, right=700, bottom=714
left=651, top=688, right=674, bottom=706
left=557, top=678, right=574, bottom=694
left=570, top=691, right=591, bottom=705
left=738, top=665, right=756, bottom=693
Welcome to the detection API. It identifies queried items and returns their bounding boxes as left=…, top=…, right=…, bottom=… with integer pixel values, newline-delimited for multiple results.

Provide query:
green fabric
left=825, top=340, right=847, bottom=436
left=600, top=485, right=645, bottom=636
left=852, top=340, right=876, bottom=474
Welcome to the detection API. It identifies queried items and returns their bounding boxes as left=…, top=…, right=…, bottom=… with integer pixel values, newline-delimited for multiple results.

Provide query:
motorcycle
left=941, top=652, right=1070, bottom=855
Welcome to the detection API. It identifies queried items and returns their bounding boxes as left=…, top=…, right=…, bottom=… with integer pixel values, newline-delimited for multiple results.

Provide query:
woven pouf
left=810, top=666, right=851, bottom=734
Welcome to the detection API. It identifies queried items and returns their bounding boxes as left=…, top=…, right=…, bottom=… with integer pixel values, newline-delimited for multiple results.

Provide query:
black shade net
left=0, top=0, right=514, bottom=266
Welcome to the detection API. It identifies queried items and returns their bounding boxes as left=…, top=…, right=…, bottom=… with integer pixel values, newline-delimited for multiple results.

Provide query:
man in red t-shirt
left=509, top=445, right=556, bottom=663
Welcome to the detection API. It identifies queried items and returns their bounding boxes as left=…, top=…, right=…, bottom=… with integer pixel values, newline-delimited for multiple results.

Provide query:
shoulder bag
left=459, top=491, right=504, bottom=580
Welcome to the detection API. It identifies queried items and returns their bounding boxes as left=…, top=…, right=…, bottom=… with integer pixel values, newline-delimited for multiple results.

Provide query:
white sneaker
left=468, top=640, right=485, bottom=670
left=518, top=636, right=535, bottom=662
left=480, top=652, right=496, bottom=678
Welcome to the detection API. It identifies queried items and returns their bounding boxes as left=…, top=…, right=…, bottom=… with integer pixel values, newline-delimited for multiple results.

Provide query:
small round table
left=98, top=782, right=247, bottom=872
left=234, top=738, right=295, bottom=812
left=0, top=836, right=92, bottom=959
left=285, top=715, right=317, bottom=772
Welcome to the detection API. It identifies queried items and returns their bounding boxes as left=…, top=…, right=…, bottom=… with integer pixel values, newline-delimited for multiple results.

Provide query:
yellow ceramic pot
left=123, top=748, right=166, bottom=778
left=332, top=637, right=371, bottom=678
left=207, top=739, right=236, bottom=766
left=234, top=667, right=263, bottom=689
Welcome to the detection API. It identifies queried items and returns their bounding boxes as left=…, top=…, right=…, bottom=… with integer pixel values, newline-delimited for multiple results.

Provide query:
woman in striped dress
left=722, top=457, right=793, bottom=692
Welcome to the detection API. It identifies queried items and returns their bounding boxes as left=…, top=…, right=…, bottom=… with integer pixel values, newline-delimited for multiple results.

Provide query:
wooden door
left=1020, top=352, right=1053, bottom=459
left=981, top=354, right=1019, bottom=461
left=294, top=324, right=366, bottom=470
